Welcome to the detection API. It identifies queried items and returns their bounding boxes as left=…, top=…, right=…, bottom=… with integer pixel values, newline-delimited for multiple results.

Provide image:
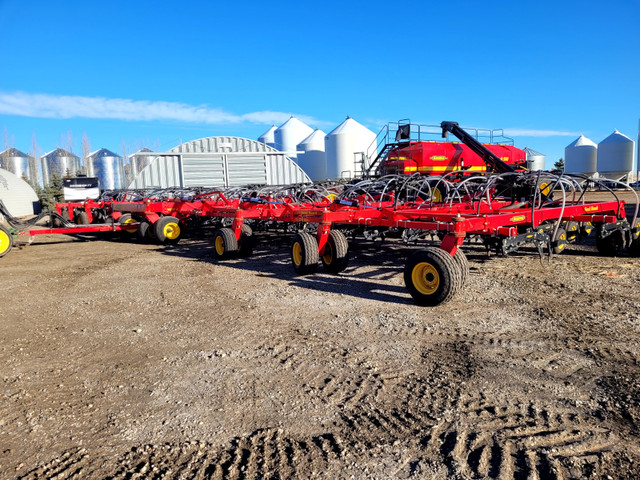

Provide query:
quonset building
left=128, top=136, right=311, bottom=188
left=0, top=168, right=40, bottom=219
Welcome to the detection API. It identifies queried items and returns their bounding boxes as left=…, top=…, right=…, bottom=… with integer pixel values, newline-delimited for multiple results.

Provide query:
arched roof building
left=0, top=167, right=40, bottom=219
left=128, top=136, right=310, bottom=188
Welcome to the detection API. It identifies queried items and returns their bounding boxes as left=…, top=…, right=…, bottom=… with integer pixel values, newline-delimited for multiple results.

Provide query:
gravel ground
left=1, top=195, right=640, bottom=479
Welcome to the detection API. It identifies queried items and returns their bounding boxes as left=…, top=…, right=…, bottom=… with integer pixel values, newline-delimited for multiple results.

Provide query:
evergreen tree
left=40, top=173, right=64, bottom=211
left=554, top=158, right=565, bottom=171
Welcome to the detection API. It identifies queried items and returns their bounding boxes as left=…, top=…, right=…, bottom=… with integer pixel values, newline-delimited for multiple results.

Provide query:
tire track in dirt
left=16, top=330, right=633, bottom=478
left=417, top=398, right=617, bottom=479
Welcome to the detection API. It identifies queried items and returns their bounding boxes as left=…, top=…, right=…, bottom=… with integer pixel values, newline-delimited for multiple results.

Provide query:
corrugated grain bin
left=87, top=148, right=125, bottom=190
left=0, top=148, right=32, bottom=180
left=41, top=148, right=81, bottom=185
left=524, top=147, right=545, bottom=171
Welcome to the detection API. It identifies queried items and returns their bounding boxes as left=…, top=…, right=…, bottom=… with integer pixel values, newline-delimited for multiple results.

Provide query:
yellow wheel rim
left=215, top=236, right=225, bottom=255
left=412, top=262, right=440, bottom=295
left=540, top=182, right=551, bottom=197
left=292, top=242, right=302, bottom=266
left=124, top=217, right=137, bottom=233
left=0, top=229, right=10, bottom=254
left=431, top=188, right=443, bottom=202
left=322, top=242, right=334, bottom=265
left=163, top=222, right=180, bottom=240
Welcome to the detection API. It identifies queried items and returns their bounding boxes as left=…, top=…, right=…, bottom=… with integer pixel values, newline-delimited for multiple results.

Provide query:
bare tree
left=29, top=132, right=41, bottom=186
left=60, top=130, right=74, bottom=153
left=81, top=132, right=91, bottom=176
left=122, top=139, right=129, bottom=185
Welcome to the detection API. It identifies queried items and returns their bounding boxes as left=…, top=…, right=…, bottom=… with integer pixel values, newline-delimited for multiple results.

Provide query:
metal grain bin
left=87, top=148, right=125, bottom=190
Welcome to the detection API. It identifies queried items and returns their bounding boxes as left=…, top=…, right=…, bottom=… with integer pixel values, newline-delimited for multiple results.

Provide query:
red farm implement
left=1, top=122, right=639, bottom=306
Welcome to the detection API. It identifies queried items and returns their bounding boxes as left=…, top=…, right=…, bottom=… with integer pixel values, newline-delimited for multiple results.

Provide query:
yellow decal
left=429, top=155, right=449, bottom=161
left=510, top=215, right=526, bottom=222
left=404, top=166, right=418, bottom=172
left=584, top=206, right=599, bottom=212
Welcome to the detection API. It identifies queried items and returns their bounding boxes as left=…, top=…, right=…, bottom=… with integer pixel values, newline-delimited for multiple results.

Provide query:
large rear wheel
left=238, top=224, right=255, bottom=257
left=596, top=228, right=625, bottom=256
left=291, top=232, right=319, bottom=275
left=453, top=248, right=469, bottom=286
left=155, top=216, right=182, bottom=244
left=321, top=230, right=349, bottom=273
left=0, top=225, right=13, bottom=258
left=118, top=213, right=138, bottom=237
left=404, top=247, right=462, bottom=306
left=75, top=211, right=90, bottom=225
left=213, top=227, right=238, bottom=259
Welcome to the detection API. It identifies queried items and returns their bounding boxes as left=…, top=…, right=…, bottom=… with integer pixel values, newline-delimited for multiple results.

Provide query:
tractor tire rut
left=2, top=231, right=640, bottom=479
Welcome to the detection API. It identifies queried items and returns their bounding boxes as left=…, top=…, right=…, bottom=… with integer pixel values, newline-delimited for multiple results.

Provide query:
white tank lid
left=567, top=135, right=597, bottom=148
left=259, top=125, right=277, bottom=138
left=599, top=129, right=634, bottom=144
left=524, top=147, right=544, bottom=156
left=276, top=116, right=311, bottom=131
left=298, top=129, right=326, bottom=146
left=327, top=116, right=371, bottom=136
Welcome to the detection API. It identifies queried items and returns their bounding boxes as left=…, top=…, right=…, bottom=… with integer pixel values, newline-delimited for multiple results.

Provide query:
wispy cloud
left=503, top=128, right=579, bottom=137
left=0, top=91, right=326, bottom=127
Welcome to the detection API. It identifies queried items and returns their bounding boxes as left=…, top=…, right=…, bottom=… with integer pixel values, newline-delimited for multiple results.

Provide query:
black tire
left=213, top=227, right=238, bottom=259
left=51, top=208, right=70, bottom=228
left=238, top=224, right=255, bottom=257
left=428, top=182, right=445, bottom=202
left=551, top=227, right=567, bottom=255
left=137, top=220, right=152, bottom=243
left=321, top=230, right=349, bottom=273
left=0, top=225, right=13, bottom=258
left=118, top=213, right=138, bottom=236
left=596, top=228, right=625, bottom=256
left=154, top=216, right=182, bottom=244
left=453, top=248, right=469, bottom=287
left=291, top=232, right=319, bottom=275
left=580, top=222, right=594, bottom=237
left=629, top=237, right=640, bottom=257
left=564, top=221, right=579, bottom=242
left=404, top=247, right=462, bottom=306
left=99, top=216, right=115, bottom=240
left=75, top=211, right=90, bottom=225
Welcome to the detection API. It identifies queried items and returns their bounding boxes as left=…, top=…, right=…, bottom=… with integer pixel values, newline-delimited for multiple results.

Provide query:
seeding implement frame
left=2, top=122, right=639, bottom=306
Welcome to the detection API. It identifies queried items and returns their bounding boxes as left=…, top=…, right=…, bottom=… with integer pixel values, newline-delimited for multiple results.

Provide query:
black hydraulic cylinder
left=440, top=121, right=515, bottom=174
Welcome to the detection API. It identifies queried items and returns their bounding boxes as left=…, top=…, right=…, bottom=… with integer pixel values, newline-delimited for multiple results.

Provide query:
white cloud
left=0, top=91, right=326, bottom=127
left=503, top=128, right=579, bottom=137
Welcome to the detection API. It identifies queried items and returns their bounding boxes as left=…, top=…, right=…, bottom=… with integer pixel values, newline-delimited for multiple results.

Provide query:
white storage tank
left=325, top=117, right=377, bottom=179
left=273, top=117, right=313, bottom=159
left=258, top=125, right=278, bottom=149
left=524, top=147, right=545, bottom=171
left=296, top=129, right=327, bottom=181
left=597, top=130, right=635, bottom=181
left=564, top=135, right=597, bottom=176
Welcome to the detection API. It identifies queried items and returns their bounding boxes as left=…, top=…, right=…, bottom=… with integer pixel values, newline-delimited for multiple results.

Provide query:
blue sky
left=0, top=0, right=638, bottom=171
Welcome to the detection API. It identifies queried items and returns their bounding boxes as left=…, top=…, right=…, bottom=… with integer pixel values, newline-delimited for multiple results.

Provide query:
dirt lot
left=1, top=201, right=640, bottom=478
